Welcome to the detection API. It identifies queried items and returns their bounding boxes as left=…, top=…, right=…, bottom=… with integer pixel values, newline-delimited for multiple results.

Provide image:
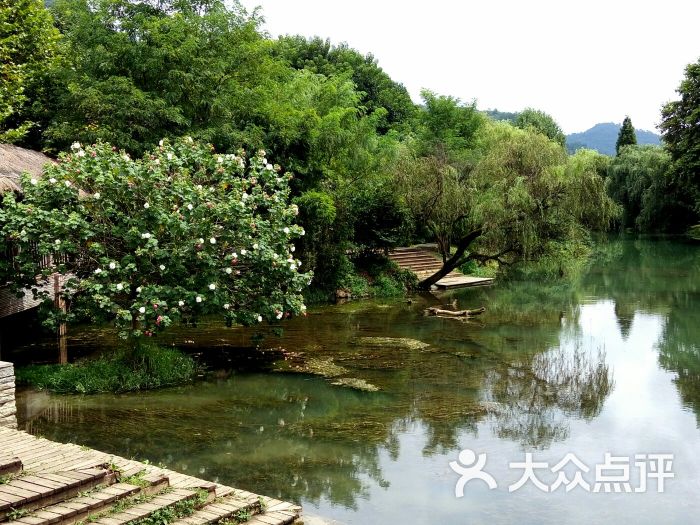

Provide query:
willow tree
left=396, top=121, right=620, bottom=289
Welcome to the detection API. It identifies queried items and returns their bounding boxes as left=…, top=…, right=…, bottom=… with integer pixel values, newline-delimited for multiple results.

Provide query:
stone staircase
left=388, top=247, right=463, bottom=280
left=388, top=246, right=494, bottom=289
left=0, top=430, right=300, bottom=525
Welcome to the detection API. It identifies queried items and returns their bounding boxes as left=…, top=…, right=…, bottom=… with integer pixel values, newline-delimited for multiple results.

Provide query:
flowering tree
left=0, top=139, right=310, bottom=342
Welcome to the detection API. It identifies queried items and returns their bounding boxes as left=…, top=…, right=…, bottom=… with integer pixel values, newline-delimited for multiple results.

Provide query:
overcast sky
left=239, top=0, right=700, bottom=134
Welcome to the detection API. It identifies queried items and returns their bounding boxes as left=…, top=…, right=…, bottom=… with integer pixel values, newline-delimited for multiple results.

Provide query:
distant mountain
left=566, top=123, right=661, bottom=156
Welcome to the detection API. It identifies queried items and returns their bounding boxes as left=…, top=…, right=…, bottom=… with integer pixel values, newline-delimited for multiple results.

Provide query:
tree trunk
left=418, top=229, right=483, bottom=289
left=426, top=306, right=485, bottom=317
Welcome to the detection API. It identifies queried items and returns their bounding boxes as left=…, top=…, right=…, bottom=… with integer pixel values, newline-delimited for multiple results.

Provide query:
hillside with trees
left=566, top=122, right=660, bottom=155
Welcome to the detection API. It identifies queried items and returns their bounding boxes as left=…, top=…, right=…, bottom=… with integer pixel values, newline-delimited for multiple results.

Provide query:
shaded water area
left=12, top=237, right=700, bottom=524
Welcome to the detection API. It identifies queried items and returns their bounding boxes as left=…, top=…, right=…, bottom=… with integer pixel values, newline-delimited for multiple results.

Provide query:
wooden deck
left=388, top=247, right=494, bottom=289
left=0, top=427, right=301, bottom=525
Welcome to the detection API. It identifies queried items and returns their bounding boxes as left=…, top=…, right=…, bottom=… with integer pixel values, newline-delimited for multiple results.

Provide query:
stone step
left=170, top=494, right=260, bottom=525
left=7, top=483, right=142, bottom=525
left=0, top=457, right=22, bottom=478
left=0, top=468, right=117, bottom=521
left=389, top=249, right=437, bottom=256
left=393, top=262, right=443, bottom=269
left=90, top=488, right=198, bottom=525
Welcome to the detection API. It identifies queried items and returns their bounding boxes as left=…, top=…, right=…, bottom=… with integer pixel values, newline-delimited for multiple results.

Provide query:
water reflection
left=13, top=236, right=700, bottom=524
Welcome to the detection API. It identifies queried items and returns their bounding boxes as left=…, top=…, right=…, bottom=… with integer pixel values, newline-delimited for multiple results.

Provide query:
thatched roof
left=0, top=144, right=53, bottom=193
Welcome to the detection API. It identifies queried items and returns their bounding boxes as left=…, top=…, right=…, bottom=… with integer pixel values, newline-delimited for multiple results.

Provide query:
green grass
left=688, top=224, right=700, bottom=241
left=16, top=345, right=199, bottom=394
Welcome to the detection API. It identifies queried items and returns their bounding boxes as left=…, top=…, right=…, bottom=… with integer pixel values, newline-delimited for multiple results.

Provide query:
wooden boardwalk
left=388, top=247, right=494, bottom=289
left=0, top=427, right=300, bottom=525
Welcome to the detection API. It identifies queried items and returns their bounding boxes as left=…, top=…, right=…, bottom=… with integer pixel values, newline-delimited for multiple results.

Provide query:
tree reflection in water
left=484, top=346, right=614, bottom=448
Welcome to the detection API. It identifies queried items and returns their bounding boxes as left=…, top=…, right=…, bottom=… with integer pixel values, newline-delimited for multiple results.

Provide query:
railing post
left=54, top=274, right=68, bottom=365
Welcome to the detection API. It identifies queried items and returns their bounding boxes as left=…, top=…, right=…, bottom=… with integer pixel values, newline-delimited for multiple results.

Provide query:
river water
left=14, top=237, right=700, bottom=524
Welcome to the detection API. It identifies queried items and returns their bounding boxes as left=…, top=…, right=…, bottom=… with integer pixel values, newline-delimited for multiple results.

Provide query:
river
left=13, top=236, right=700, bottom=524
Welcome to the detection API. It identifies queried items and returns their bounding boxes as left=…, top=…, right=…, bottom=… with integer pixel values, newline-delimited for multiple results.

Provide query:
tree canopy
left=0, top=0, right=59, bottom=142
left=660, top=58, right=700, bottom=221
left=513, top=108, right=566, bottom=147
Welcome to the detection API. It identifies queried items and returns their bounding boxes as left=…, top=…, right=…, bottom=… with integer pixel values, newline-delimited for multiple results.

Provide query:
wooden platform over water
left=388, top=247, right=494, bottom=290
left=0, top=427, right=300, bottom=525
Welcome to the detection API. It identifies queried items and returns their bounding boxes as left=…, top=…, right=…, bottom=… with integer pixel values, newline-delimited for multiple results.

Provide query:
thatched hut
left=0, top=144, right=53, bottom=194
left=0, top=144, right=56, bottom=321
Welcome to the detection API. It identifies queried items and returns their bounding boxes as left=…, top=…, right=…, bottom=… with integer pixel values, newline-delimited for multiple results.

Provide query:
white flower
left=186, top=136, right=193, bottom=143
left=71, top=142, right=81, bottom=150
left=94, top=192, right=101, bottom=199
left=94, top=268, right=102, bottom=274
left=283, top=227, right=290, bottom=234
left=290, top=245, right=295, bottom=252
left=187, top=204, right=193, bottom=211
left=116, top=283, right=123, bottom=291
left=240, top=249, right=247, bottom=255
left=253, top=243, right=258, bottom=250
left=210, top=237, right=216, bottom=244
left=159, top=139, right=164, bottom=146
left=159, top=264, right=166, bottom=271
left=167, top=153, right=173, bottom=160
left=196, top=184, right=203, bottom=190
left=225, top=267, right=232, bottom=274
left=208, top=283, right=216, bottom=290
left=265, top=163, right=273, bottom=170
left=65, top=180, right=72, bottom=187
left=196, top=296, right=202, bottom=303
left=109, top=262, right=116, bottom=270
left=241, top=193, right=248, bottom=200
left=77, top=150, right=85, bottom=158
left=144, top=202, right=150, bottom=209
left=178, top=300, right=184, bottom=307
left=298, top=261, right=302, bottom=267
left=141, top=232, right=151, bottom=239
left=223, top=303, right=230, bottom=310
left=49, top=178, right=57, bottom=184
left=232, top=252, right=238, bottom=258
left=30, top=178, right=37, bottom=185
left=217, top=156, right=224, bottom=164
left=123, top=154, right=130, bottom=162
left=301, top=304, right=307, bottom=311
left=257, top=315, right=263, bottom=323
left=136, top=286, right=142, bottom=293
left=300, top=229, right=305, bottom=236
left=290, top=264, right=296, bottom=271
left=155, top=159, right=160, bottom=165
left=276, top=311, right=283, bottom=320
left=139, top=306, right=146, bottom=314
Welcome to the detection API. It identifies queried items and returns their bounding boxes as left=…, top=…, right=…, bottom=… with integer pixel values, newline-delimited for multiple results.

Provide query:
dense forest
left=1, top=0, right=699, bottom=305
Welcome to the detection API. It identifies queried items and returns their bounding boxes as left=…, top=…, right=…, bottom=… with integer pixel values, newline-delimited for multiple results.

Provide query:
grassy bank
left=16, top=345, right=199, bottom=394
left=304, top=254, right=418, bottom=303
